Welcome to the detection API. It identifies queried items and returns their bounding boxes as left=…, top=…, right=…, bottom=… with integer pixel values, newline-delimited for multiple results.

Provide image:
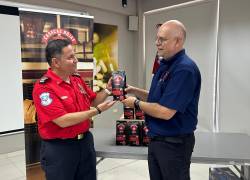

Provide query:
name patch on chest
left=60, top=96, right=68, bottom=100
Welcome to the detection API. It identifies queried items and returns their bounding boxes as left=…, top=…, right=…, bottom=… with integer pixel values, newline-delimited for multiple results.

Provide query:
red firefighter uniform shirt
left=33, top=69, right=96, bottom=139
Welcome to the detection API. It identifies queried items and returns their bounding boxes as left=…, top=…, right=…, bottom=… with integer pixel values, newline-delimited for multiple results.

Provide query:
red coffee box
left=127, top=121, right=141, bottom=146
left=111, top=71, right=126, bottom=101
left=124, top=106, right=134, bottom=119
left=116, top=120, right=128, bottom=145
left=135, top=107, right=145, bottom=120
left=141, top=121, right=150, bottom=146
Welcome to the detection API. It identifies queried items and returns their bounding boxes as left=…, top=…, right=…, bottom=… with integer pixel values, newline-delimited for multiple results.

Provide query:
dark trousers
left=40, top=131, right=96, bottom=180
left=148, top=134, right=195, bottom=180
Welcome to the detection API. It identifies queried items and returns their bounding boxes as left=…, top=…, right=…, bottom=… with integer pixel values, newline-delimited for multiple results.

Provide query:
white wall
left=0, top=5, right=24, bottom=153
left=218, top=0, right=250, bottom=134
left=136, top=0, right=192, bottom=87
left=65, top=0, right=137, bottom=15
left=141, top=0, right=190, bottom=12
left=0, top=10, right=23, bottom=133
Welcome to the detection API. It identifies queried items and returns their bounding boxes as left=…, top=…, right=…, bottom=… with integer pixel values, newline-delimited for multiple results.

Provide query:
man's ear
left=51, top=57, right=60, bottom=68
left=175, top=37, right=183, bottom=48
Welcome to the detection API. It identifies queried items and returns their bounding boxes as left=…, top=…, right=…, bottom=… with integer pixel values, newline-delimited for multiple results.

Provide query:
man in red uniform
left=33, top=39, right=115, bottom=180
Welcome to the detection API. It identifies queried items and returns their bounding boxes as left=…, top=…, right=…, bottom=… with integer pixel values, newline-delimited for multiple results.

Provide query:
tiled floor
left=0, top=149, right=216, bottom=180
left=2, top=150, right=244, bottom=180
left=97, top=158, right=212, bottom=180
left=0, top=150, right=26, bottom=180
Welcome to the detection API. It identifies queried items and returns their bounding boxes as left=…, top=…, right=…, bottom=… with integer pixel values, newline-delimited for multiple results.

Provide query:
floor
left=1, top=149, right=244, bottom=180
left=0, top=150, right=26, bottom=180
left=0, top=149, right=220, bottom=180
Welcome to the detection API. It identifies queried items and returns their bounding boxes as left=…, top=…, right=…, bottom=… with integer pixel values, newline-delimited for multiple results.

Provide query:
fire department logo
left=131, top=125, right=138, bottom=133
left=40, top=92, right=52, bottom=106
left=113, top=75, right=123, bottom=85
left=118, top=124, right=125, bottom=133
left=78, top=83, right=86, bottom=94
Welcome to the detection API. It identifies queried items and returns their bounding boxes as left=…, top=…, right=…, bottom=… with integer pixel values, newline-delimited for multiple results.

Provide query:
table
left=91, top=128, right=250, bottom=179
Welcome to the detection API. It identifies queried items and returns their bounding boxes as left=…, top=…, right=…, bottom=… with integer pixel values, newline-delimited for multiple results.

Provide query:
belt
left=43, top=132, right=88, bottom=142
left=151, top=133, right=194, bottom=144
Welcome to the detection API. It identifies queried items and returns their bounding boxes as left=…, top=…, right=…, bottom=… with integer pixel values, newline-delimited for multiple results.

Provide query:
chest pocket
left=74, top=83, right=91, bottom=108
left=60, top=96, right=76, bottom=112
left=77, top=90, right=91, bottom=107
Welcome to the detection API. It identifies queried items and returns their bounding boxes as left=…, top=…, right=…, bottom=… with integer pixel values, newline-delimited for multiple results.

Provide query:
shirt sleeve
left=33, top=86, right=67, bottom=123
left=159, top=69, right=196, bottom=113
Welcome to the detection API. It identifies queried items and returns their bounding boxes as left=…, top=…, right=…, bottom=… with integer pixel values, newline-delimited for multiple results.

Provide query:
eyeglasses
left=155, top=37, right=168, bottom=44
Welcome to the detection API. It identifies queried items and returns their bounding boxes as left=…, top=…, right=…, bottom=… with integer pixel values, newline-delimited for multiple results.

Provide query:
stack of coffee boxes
left=116, top=105, right=149, bottom=146
left=112, top=70, right=150, bottom=146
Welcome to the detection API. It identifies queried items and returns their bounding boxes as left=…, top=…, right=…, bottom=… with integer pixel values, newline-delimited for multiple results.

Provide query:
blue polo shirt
left=146, top=49, right=201, bottom=137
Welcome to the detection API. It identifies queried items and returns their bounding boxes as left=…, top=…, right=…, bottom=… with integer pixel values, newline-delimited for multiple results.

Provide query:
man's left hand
left=121, top=96, right=137, bottom=108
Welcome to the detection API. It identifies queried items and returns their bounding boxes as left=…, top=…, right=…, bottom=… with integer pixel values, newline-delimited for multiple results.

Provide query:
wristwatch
left=95, top=106, right=102, bottom=114
left=104, top=88, right=112, bottom=95
left=134, top=99, right=141, bottom=109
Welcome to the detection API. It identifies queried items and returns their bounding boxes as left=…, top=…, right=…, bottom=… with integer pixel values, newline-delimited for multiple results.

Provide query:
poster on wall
left=19, top=10, right=94, bottom=177
left=93, top=23, right=118, bottom=92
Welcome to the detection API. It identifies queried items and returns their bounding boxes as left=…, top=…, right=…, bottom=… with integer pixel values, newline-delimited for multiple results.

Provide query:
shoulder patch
left=72, top=73, right=81, bottom=77
left=39, top=76, right=50, bottom=84
left=39, top=92, right=52, bottom=106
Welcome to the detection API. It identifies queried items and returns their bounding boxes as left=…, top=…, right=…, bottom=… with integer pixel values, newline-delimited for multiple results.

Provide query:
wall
left=141, top=0, right=190, bottom=12
left=0, top=4, right=24, bottom=153
left=136, top=0, right=192, bottom=87
left=65, top=0, right=136, bottom=16
left=218, top=0, right=250, bottom=134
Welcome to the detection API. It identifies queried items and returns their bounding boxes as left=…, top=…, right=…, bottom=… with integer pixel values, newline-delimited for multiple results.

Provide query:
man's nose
left=156, top=40, right=161, bottom=46
left=155, top=39, right=161, bottom=46
left=74, top=56, right=78, bottom=63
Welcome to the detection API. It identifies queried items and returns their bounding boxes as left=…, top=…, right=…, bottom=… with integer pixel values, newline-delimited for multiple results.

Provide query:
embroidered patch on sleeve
left=39, top=92, right=52, bottom=106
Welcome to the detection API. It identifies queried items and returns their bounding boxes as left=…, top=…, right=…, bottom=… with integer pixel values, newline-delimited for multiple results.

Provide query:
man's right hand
left=125, top=85, right=149, bottom=101
left=125, top=84, right=136, bottom=94
left=97, top=100, right=116, bottom=112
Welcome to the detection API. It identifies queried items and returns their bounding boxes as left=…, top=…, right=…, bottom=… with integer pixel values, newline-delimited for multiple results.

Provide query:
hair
left=45, top=39, right=71, bottom=66
left=156, top=23, right=162, bottom=29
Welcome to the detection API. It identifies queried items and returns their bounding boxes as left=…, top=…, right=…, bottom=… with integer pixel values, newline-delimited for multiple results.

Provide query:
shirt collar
left=45, top=68, right=64, bottom=84
left=160, top=49, right=185, bottom=66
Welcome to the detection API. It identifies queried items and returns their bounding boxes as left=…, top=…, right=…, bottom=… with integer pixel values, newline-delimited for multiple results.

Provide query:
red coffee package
left=124, top=106, right=134, bottom=119
left=112, top=71, right=126, bottom=101
left=127, top=121, right=141, bottom=146
left=135, top=106, right=144, bottom=120
left=141, top=121, right=150, bottom=146
left=116, top=121, right=128, bottom=145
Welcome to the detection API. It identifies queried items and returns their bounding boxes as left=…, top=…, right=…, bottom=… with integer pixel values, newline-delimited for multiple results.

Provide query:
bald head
left=156, top=20, right=186, bottom=59
left=161, top=20, right=186, bottom=43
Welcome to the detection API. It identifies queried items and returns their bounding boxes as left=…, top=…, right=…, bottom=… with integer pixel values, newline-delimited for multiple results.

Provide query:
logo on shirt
left=160, top=71, right=170, bottom=82
left=39, top=92, right=52, bottom=106
left=78, top=83, right=86, bottom=94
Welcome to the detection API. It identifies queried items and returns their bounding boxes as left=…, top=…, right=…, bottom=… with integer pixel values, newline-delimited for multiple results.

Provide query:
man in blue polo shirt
left=122, top=20, right=201, bottom=180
